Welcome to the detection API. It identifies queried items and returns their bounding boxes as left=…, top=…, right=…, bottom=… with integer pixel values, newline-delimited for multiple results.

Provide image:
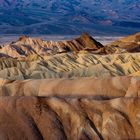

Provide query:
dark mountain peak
left=78, top=32, right=104, bottom=49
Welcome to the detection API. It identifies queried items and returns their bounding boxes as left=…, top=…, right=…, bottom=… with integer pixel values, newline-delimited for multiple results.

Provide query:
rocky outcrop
left=107, top=32, right=140, bottom=52
left=0, top=96, right=139, bottom=140
left=0, top=33, right=106, bottom=58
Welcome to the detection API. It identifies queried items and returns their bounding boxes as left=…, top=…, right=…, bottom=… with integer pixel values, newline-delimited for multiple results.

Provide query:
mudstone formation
left=0, top=32, right=140, bottom=140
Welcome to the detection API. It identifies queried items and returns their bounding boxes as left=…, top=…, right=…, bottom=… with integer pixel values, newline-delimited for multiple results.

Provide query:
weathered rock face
left=0, top=97, right=140, bottom=140
left=107, top=32, right=140, bottom=52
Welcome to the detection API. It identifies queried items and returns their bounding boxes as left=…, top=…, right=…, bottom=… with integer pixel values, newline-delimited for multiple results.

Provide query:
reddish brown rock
left=0, top=76, right=140, bottom=98
left=107, top=32, right=140, bottom=52
left=0, top=97, right=139, bottom=140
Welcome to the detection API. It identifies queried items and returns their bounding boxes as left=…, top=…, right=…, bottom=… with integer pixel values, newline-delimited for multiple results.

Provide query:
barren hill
left=107, top=32, right=140, bottom=52
left=0, top=33, right=107, bottom=58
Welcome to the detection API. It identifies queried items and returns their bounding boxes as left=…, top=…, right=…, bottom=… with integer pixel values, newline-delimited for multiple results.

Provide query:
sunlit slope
left=0, top=76, right=139, bottom=98
left=0, top=52, right=140, bottom=79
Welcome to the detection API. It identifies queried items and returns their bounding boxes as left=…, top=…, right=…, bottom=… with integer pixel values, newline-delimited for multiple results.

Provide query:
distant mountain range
left=0, top=0, right=140, bottom=35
